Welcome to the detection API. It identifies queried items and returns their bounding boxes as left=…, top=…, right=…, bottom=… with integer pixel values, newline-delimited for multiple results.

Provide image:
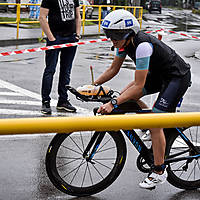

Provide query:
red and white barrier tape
left=166, top=29, right=200, bottom=40
left=145, top=28, right=200, bottom=40
left=0, top=38, right=109, bottom=57
left=0, top=29, right=199, bottom=57
left=145, top=29, right=164, bottom=34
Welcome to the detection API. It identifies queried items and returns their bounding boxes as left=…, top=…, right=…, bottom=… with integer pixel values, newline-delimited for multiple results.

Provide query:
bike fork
left=83, top=131, right=106, bottom=163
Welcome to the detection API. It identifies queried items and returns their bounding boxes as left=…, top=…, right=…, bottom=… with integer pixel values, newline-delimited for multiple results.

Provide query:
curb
left=0, top=33, right=105, bottom=47
left=0, top=38, right=40, bottom=47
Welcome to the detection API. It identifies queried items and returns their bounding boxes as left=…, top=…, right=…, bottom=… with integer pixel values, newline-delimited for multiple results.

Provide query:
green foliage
left=113, top=0, right=128, bottom=6
left=192, top=9, right=200, bottom=15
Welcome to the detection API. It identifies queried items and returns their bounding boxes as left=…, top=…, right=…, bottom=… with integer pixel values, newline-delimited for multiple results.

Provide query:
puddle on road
left=143, top=10, right=200, bottom=33
left=82, top=51, right=135, bottom=70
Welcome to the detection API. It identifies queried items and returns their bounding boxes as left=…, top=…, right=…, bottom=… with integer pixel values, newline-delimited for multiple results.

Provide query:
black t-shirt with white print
left=41, top=0, right=79, bottom=35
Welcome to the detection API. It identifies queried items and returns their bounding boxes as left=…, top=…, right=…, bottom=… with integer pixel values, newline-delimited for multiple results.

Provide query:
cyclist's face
left=111, top=39, right=126, bottom=48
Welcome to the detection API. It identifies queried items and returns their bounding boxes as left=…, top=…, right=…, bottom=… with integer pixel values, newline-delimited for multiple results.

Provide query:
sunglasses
left=104, top=29, right=132, bottom=41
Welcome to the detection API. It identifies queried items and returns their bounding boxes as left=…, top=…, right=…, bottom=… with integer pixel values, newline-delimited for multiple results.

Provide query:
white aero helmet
left=101, top=9, right=140, bottom=40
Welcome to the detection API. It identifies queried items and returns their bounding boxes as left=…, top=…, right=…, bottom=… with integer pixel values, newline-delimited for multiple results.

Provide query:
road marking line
left=0, top=133, right=56, bottom=140
left=0, top=99, right=42, bottom=106
left=0, top=92, right=25, bottom=96
left=0, top=79, right=44, bottom=101
left=0, top=108, right=92, bottom=116
left=0, top=109, right=41, bottom=115
left=0, top=79, right=90, bottom=113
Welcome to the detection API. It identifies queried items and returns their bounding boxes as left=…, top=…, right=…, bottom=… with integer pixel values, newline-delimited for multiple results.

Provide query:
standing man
left=39, top=0, right=81, bottom=114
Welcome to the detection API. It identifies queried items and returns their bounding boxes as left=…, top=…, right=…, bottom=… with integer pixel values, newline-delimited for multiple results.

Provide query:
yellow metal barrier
left=0, top=112, right=199, bottom=135
left=0, top=3, right=40, bottom=39
left=0, top=3, right=143, bottom=39
left=81, top=5, right=143, bottom=34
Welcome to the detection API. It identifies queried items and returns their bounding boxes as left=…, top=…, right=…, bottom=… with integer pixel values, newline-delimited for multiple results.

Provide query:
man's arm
left=94, top=56, right=125, bottom=85
left=39, top=7, right=55, bottom=41
left=75, top=6, right=81, bottom=37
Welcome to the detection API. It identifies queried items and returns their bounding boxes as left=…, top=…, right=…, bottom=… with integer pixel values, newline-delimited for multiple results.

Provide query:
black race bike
left=45, top=85, right=200, bottom=196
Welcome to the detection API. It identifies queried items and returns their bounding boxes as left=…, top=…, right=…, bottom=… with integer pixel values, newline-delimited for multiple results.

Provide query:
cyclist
left=94, top=9, right=191, bottom=189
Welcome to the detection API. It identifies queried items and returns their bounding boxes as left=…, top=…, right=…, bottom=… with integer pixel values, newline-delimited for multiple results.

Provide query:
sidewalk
left=0, top=10, right=106, bottom=47
left=0, top=24, right=104, bottom=47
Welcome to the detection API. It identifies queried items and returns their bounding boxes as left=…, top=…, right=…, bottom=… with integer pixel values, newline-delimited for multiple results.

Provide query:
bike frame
left=84, top=126, right=200, bottom=169
left=67, top=85, right=200, bottom=167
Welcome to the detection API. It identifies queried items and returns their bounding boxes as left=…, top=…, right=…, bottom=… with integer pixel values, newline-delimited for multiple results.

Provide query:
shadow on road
left=169, top=189, right=200, bottom=200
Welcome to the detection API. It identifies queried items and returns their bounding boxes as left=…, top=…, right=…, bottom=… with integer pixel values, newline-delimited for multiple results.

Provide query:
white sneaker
left=141, top=130, right=151, bottom=141
left=139, top=170, right=168, bottom=189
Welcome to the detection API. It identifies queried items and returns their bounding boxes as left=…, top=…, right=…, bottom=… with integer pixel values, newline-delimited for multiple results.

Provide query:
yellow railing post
left=82, top=5, right=86, bottom=35
left=16, top=3, right=21, bottom=39
left=98, top=6, right=102, bottom=33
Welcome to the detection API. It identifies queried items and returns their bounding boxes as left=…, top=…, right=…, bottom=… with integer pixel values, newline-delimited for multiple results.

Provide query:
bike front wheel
left=166, top=126, right=200, bottom=190
left=46, top=131, right=127, bottom=196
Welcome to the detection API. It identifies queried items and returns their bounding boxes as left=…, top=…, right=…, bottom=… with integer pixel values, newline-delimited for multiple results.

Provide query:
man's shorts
left=143, top=71, right=191, bottom=113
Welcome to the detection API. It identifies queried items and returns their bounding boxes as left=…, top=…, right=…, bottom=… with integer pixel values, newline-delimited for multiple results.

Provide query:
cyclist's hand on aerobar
left=97, top=102, right=113, bottom=114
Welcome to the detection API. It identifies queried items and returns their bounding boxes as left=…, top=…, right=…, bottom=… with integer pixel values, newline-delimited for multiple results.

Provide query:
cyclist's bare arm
left=98, top=69, right=148, bottom=114
left=94, top=56, right=125, bottom=85
left=121, top=81, right=148, bottom=109
left=116, top=69, right=148, bottom=105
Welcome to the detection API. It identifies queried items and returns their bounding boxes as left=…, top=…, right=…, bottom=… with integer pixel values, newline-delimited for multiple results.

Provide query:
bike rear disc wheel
left=46, top=131, right=127, bottom=196
left=166, top=126, right=200, bottom=190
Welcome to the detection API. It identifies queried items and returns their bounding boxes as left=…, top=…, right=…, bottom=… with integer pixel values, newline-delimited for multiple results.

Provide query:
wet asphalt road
left=0, top=7, right=200, bottom=200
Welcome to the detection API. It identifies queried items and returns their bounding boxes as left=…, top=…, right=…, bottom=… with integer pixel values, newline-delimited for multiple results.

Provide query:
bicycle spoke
left=57, top=157, right=83, bottom=168
left=90, top=162, right=105, bottom=179
left=171, top=161, right=186, bottom=171
left=96, top=136, right=112, bottom=152
left=172, top=138, right=188, bottom=147
left=188, top=128, right=193, bottom=142
left=197, top=160, right=200, bottom=169
left=81, top=163, right=88, bottom=187
left=92, top=158, right=114, bottom=170
left=196, top=127, right=198, bottom=146
left=57, top=156, right=82, bottom=160
left=87, top=163, right=94, bottom=186
left=69, top=160, right=86, bottom=184
left=97, top=146, right=116, bottom=154
left=167, top=148, right=189, bottom=159
left=60, top=145, right=82, bottom=156
left=69, top=135, right=84, bottom=153
left=94, top=158, right=116, bottom=161
left=186, top=161, right=198, bottom=181
left=80, top=131, right=85, bottom=151
left=61, top=159, right=85, bottom=180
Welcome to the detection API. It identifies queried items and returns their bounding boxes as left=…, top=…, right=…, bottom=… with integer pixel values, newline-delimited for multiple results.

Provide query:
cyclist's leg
left=139, top=72, right=191, bottom=189
left=139, top=127, right=167, bottom=189
left=139, top=73, right=162, bottom=141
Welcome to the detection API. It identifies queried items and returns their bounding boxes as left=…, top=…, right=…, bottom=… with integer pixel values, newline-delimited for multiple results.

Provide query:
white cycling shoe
left=139, top=170, right=168, bottom=189
left=141, top=130, right=151, bottom=141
